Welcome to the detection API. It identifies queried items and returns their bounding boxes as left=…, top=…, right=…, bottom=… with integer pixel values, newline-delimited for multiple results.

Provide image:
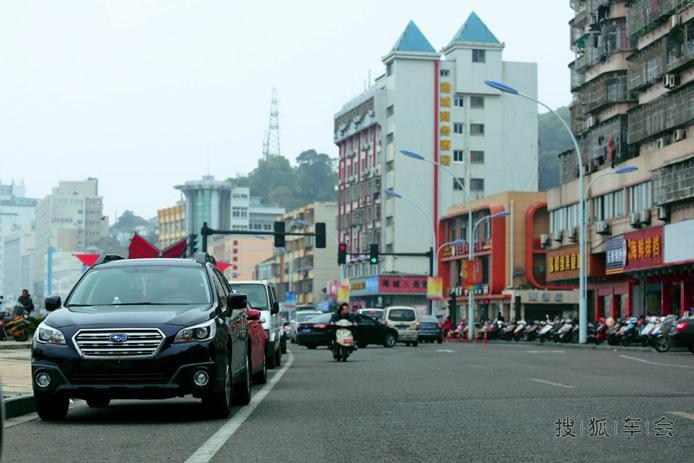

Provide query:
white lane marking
left=436, top=349, right=455, bottom=353
left=525, top=350, right=565, bottom=354
left=669, top=411, right=694, bottom=421
left=529, top=378, right=576, bottom=389
left=185, top=351, right=294, bottom=463
left=469, top=364, right=491, bottom=370
left=3, top=413, right=38, bottom=428
left=619, top=355, right=694, bottom=369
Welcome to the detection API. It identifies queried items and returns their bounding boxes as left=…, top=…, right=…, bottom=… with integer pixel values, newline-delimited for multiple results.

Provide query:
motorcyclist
left=330, top=303, right=357, bottom=352
left=17, top=289, right=34, bottom=317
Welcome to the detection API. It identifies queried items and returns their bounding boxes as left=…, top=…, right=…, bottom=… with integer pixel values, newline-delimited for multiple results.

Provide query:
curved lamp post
left=384, top=187, right=437, bottom=253
left=484, top=79, right=590, bottom=343
left=470, top=211, right=510, bottom=320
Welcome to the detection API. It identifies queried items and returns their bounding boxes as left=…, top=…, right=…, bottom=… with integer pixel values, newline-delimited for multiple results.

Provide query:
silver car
left=291, top=310, right=323, bottom=343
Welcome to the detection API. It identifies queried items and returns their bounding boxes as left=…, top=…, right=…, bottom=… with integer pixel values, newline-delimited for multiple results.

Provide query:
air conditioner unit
left=585, top=162, right=594, bottom=174
left=657, top=205, right=671, bottom=222
left=663, top=73, right=679, bottom=89
left=656, top=137, right=668, bottom=150
left=552, top=230, right=563, bottom=243
left=596, top=221, right=611, bottom=235
left=629, top=212, right=641, bottom=228
left=586, top=116, right=596, bottom=128
left=671, top=14, right=682, bottom=28
left=674, top=128, right=686, bottom=142
left=540, top=234, right=551, bottom=248
left=568, top=227, right=579, bottom=242
left=590, top=158, right=600, bottom=170
left=639, top=209, right=651, bottom=225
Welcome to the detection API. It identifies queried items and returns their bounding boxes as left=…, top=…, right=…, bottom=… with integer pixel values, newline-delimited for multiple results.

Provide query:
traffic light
left=483, top=298, right=490, bottom=312
left=369, top=244, right=379, bottom=265
left=187, top=234, right=198, bottom=256
left=338, top=243, right=347, bottom=265
left=273, top=221, right=285, bottom=248
left=315, top=222, right=326, bottom=249
left=448, top=292, right=458, bottom=324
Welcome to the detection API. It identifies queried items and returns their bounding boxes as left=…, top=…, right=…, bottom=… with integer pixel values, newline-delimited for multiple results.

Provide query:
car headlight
left=174, top=319, right=216, bottom=343
left=34, top=322, right=66, bottom=345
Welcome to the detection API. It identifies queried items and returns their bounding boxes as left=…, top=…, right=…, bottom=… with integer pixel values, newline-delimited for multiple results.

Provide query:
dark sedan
left=296, top=314, right=398, bottom=349
left=671, top=317, right=694, bottom=354
left=417, top=315, right=443, bottom=343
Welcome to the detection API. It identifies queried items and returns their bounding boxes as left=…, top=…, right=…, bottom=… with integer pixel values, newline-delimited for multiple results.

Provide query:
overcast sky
left=0, top=0, right=573, bottom=220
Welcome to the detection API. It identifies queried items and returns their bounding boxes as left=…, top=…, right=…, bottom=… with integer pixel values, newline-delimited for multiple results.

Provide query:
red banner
left=624, top=226, right=664, bottom=271
left=73, top=253, right=100, bottom=267
left=462, top=259, right=483, bottom=286
left=129, top=233, right=160, bottom=259
left=161, top=237, right=188, bottom=258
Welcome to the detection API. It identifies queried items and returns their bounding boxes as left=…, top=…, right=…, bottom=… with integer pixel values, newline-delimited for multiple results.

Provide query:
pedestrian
left=443, top=316, right=452, bottom=339
left=17, top=289, right=34, bottom=317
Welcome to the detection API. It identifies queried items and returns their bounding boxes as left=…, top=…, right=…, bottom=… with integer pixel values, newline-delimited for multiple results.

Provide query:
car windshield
left=361, top=309, right=383, bottom=319
left=67, top=266, right=211, bottom=306
left=231, top=284, right=269, bottom=310
left=296, top=311, right=322, bottom=323
left=420, top=316, right=438, bottom=323
left=306, top=314, right=332, bottom=324
left=389, top=309, right=416, bottom=322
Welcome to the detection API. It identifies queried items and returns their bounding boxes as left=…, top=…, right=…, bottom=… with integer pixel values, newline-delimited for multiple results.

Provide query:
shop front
left=347, top=274, right=428, bottom=314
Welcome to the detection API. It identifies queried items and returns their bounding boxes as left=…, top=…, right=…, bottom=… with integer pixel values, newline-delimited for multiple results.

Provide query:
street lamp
left=384, top=188, right=437, bottom=260
left=484, top=79, right=590, bottom=343
left=436, top=238, right=466, bottom=259
left=400, top=149, right=475, bottom=339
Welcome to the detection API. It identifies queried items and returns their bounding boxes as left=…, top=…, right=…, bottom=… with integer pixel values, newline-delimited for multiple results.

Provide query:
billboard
left=664, top=219, right=694, bottom=264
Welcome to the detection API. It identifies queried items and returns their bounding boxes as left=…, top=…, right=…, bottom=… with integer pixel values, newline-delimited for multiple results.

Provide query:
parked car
left=356, top=308, right=384, bottom=320
left=417, top=315, right=442, bottom=343
left=278, top=310, right=292, bottom=354
left=32, top=254, right=251, bottom=421
left=296, top=313, right=333, bottom=349
left=671, top=317, right=694, bottom=354
left=229, top=280, right=282, bottom=369
left=247, top=309, right=269, bottom=384
left=384, top=306, right=419, bottom=346
left=291, top=310, right=322, bottom=343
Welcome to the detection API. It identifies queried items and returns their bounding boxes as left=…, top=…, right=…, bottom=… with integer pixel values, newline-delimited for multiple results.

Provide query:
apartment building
left=157, top=202, right=186, bottom=249
left=0, top=182, right=37, bottom=295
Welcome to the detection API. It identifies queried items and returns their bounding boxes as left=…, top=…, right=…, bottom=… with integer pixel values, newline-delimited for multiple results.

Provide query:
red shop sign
left=624, top=226, right=664, bottom=271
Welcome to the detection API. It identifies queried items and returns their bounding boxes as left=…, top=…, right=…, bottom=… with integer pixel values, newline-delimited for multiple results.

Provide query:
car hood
left=44, top=304, right=214, bottom=329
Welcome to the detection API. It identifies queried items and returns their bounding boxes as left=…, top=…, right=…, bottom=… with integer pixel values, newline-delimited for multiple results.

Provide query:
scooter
left=0, top=305, right=30, bottom=342
left=331, top=319, right=355, bottom=362
left=513, top=320, right=527, bottom=341
left=652, top=315, right=679, bottom=353
left=619, top=317, right=641, bottom=346
left=593, top=318, right=609, bottom=345
left=607, top=319, right=626, bottom=346
left=538, top=320, right=559, bottom=343
left=554, top=319, right=575, bottom=343
left=524, top=321, right=540, bottom=342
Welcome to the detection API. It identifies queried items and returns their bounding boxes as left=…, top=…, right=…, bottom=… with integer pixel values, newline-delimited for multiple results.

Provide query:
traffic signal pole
left=200, top=222, right=326, bottom=252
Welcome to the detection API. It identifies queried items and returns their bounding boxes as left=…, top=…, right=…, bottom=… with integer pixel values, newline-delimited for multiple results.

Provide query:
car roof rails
left=94, top=254, right=125, bottom=266
left=193, top=252, right=217, bottom=266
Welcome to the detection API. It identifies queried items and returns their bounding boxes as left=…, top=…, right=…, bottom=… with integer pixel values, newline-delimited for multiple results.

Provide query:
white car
left=291, top=310, right=323, bottom=343
left=230, top=280, right=283, bottom=369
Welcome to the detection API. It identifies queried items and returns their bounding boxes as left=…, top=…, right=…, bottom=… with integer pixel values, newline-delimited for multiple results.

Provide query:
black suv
left=32, top=254, right=251, bottom=420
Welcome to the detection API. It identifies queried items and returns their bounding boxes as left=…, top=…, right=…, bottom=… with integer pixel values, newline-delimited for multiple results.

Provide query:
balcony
left=578, top=114, right=630, bottom=165
left=628, top=0, right=693, bottom=37
left=627, top=37, right=667, bottom=92
left=666, top=39, right=694, bottom=73
left=628, top=83, right=694, bottom=144
left=653, top=156, right=694, bottom=205
left=578, top=72, right=633, bottom=115
left=570, top=61, right=586, bottom=90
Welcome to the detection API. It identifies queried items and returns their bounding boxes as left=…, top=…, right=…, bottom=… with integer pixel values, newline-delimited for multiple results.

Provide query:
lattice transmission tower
left=262, top=87, right=281, bottom=160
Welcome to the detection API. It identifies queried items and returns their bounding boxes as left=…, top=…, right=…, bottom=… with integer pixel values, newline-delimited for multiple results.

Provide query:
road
left=4, top=343, right=694, bottom=462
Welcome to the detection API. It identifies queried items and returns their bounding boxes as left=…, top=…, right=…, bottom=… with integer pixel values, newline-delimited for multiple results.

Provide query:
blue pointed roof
left=452, top=12, right=500, bottom=44
left=391, top=20, right=436, bottom=53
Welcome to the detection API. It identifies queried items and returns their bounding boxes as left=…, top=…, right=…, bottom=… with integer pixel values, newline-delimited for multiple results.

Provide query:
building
left=334, top=13, right=538, bottom=281
left=436, top=191, right=579, bottom=322
left=229, top=187, right=285, bottom=232
left=157, top=202, right=187, bottom=248
left=546, top=0, right=694, bottom=320
left=0, top=182, right=37, bottom=295
left=32, top=178, right=107, bottom=298
left=256, top=202, right=339, bottom=306
left=175, top=175, right=233, bottom=236
left=210, top=235, right=274, bottom=281
left=1, top=224, right=34, bottom=304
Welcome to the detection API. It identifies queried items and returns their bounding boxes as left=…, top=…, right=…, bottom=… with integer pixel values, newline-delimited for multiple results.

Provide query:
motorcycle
left=524, top=321, right=540, bottom=342
left=512, top=320, right=527, bottom=341
left=538, top=319, right=559, bottom=343
left=331, top=319, right=356, bottom=362
left=618, top=317, right=642, bottom=346
left=593, top=318, right=609, bottom=345
left=607, top=319, right=626, bottom=346
left=554, top=319, right=575, bottom=343
left=639, top=316, right=659, bottom=347
left=0, top=305, right=31, bottom=342
left=652, top=315, right=679, bottom=353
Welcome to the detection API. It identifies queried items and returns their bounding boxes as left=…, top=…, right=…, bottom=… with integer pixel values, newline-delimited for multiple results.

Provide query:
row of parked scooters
left=475, top=315, right=681, bottom=352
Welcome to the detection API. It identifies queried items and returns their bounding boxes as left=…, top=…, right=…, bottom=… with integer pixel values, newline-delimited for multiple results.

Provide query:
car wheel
left=412, top=341, right=418, bottom=347
left=306, top=344, right=317, bottom=350
left=86, top=397, right=110, bottom=408
left=437, top=338, right=443, bottom=344
left=689, top=345, right=694, bottom=355
left=266, top=342, right=277, bottom=369
left=13, top=331, right=28, bottom=342
left=383, top=334, right=396, bottom=348
left=36, top=393, right=69, bottom=421
left=203, top=357, right=232, bottom=418
left=280, top=338, right=287, bottom=354
left=252, top=355, right=268, bottom=385
left=275, top=346, right=282, bottom=368
left=405, top=341, right=411, bottom=347
left=232, top=352, right=251, bottom=406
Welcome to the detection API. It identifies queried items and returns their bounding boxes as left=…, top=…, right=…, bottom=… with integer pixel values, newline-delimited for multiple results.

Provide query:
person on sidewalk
left=17, top=290, right=34, bottom=317
left=443, top=316, right=452, bottom=340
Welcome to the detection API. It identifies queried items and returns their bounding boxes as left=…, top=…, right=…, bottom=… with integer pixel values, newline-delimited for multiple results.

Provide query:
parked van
left=384, top=306, right=419, bottom=346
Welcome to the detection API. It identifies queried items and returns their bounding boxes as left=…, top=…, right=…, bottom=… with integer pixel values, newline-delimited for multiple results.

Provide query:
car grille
left=69, top=371, right=169, bottom=385
left=73, top=329, right=165, bottom=359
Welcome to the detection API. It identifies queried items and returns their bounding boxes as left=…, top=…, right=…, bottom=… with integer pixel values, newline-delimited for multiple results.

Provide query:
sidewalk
left=0, top=349, right=32, bottom=397
left=0, top=340, right=32, bottom=350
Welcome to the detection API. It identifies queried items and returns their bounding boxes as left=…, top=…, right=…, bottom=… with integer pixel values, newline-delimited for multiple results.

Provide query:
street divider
left=3, top=394, right=35, bottom=419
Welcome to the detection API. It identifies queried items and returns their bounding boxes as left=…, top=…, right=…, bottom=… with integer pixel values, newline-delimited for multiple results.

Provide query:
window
left=386, top=216, right=394, bottom=226
left=470, top=151, right=485, bottom=164
left=386, top=105, right=394, bottom=117
left=472, top=49, right=486, bottom=63
left=453, top=150, right=464, bottom=163
left=470, top=96, right=484, bottom=108
left=440, top=69, right=450, bottom=77
left=386, top=160, right=394, bottom=172
left=470, top=178, right=485, bottom=192
left=386, top=132, right=394, bottom=144
left=453, top=178, right=465, bottom=190
left=454, top=95, right=464, bottom=107
left=471, top=124, right=484, bottom=136
left=629, top=182, right=652, bottom=212
left=453, top=122, right=464, bottom=134
left=386, top=62, right=393, bottom=76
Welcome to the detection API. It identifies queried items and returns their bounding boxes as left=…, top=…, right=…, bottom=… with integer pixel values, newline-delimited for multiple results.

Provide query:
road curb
left=3, top=394, right=36, bottom=419
left=488, top=340, right=658, bottom=353
left=0, top=343, right=32, bottom=350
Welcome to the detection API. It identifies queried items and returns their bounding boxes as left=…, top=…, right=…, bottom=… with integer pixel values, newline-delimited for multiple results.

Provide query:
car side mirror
left=228, top=293, right=248, bottom=311
left=271, top=301, right=280, bottom=315
left=247, top=309, right=262, bottom=321
left=45, top=296, right=62, bottom=312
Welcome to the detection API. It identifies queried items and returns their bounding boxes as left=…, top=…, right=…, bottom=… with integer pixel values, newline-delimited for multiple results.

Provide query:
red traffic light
left=339, top=243, right=347, bottom=251
left=484, top=298, right=490, bottom=305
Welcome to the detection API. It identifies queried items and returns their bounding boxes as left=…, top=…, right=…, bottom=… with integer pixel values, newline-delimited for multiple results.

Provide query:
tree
left=538, top=107, right=572, bottom=191
left=295, top=149, right=337, bottom=206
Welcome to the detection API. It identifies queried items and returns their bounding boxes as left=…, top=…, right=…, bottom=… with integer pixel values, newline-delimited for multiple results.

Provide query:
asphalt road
left=4, top=343, right=694, bottom=462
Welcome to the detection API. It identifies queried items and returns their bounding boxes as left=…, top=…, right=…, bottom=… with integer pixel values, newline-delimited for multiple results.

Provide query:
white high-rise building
left=1, top=223, right=34, bottom=304
left=0, top=182, right=38, bottom=295
left=334, top=13, right=538, bottom=278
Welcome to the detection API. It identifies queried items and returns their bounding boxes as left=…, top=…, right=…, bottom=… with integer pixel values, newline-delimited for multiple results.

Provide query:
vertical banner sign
left=337, top=278, right=350, bottom=303
left=461, top=260, right=483, bottom=286
left=427, top=276, right=443, bottom=300
left=439, top=79, right=452, bottom=166
left=605, top=236, right=626, bottom=275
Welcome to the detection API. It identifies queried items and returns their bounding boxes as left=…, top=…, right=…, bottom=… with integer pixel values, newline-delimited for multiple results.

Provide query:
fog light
left=35, top=372, right=51, bottom=388
left=193, top=370, right=209, bottom=387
